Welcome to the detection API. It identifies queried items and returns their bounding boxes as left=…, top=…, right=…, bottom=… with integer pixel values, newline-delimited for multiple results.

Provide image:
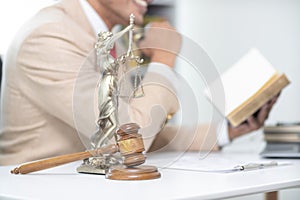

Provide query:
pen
left=234, top=161, right=278, bottom=171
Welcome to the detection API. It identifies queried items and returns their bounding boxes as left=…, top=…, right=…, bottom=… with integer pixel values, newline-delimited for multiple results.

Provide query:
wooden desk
left=0, top=152, right=299, bottom=200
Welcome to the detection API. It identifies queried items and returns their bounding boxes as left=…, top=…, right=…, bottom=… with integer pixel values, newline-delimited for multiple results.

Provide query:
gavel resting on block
left=11, top=123, right=161, bottom=180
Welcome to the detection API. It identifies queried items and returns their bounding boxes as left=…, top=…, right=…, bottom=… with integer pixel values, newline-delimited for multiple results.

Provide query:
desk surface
left=1, top=152, right=300, bottom=200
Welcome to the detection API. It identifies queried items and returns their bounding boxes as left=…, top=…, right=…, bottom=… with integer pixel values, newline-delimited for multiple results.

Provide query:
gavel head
left=116, top=123, right=146, bottom=167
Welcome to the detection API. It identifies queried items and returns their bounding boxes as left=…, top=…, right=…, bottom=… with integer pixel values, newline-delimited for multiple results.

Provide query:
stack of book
left=260, top=123, right=300, bottom=158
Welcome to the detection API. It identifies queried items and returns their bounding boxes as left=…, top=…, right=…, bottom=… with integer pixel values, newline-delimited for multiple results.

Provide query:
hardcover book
left=204, top=48, right=290, bottom=127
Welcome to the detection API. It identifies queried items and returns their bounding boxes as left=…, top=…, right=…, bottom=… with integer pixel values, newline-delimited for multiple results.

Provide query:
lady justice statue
left=77, top=14, right=144, bottom=174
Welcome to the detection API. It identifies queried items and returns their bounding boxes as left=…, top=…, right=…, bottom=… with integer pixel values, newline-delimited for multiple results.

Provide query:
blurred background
left=177, top=0, right=300, bottom=149
left=0, top=0, right=299, bottom=199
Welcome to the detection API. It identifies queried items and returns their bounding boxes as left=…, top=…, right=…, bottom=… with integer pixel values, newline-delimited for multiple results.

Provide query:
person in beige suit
left=0, top=0, right=277, bottom=165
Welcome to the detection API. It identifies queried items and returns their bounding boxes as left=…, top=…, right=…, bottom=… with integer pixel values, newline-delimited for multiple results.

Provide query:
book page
left=205, top=48, right=277, bottom=116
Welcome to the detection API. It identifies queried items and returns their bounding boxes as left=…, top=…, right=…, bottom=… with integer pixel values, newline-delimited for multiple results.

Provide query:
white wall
left=174, top=0, right=300, bottom=199
left=175, top=0, right=300, bottom=141
left=175, top=0, right=300, bottom=124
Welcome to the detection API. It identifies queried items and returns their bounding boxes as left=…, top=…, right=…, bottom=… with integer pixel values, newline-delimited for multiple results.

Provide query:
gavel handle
left=11, top=144, right=118, bottom=174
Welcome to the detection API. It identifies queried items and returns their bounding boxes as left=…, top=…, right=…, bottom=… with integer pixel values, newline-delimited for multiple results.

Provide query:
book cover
left=264, top=124, right=300, bottom=134
left=264, top=133, right=300, bottom=143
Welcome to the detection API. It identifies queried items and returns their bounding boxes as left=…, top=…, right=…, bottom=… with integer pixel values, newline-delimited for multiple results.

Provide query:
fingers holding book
left=228, top=93, right=281, bottom=140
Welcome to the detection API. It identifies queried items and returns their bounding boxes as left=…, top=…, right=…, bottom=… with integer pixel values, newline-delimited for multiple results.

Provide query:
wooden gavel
left=11, top=123, right=146, bottom=174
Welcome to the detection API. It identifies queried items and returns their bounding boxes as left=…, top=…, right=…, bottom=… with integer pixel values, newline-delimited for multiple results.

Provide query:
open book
left=204, top=48, right=290, bottom=127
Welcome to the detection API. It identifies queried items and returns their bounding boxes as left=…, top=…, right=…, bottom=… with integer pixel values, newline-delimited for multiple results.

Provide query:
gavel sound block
left=106, top=123, right=160, bottom=180
left=10, top=123, right=160, bottom=181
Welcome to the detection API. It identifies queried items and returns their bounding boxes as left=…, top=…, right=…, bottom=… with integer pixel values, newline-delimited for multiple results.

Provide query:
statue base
left=76, top=155, right=121, bottom=175
left=76, top=163, right=106, bottom=175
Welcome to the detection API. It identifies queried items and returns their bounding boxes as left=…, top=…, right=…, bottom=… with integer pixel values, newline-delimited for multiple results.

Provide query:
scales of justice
left=11, top=14, right=161, bottom=181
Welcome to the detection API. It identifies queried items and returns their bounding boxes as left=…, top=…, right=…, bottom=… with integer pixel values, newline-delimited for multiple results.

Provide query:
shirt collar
left=79, top=0, right=108, bottom=36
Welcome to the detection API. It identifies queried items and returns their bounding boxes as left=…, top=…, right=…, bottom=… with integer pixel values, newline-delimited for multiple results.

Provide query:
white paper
left=146, top=152, right=290, bottom=173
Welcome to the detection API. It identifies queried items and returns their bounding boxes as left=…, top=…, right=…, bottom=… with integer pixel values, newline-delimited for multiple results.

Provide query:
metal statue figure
left=77, top=14, right=144, bottom=174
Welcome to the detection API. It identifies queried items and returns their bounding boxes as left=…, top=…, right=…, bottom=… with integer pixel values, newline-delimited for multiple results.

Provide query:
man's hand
left=138, top=21, right=182, bottom=67
left=228, top=94, right=280, bottom=140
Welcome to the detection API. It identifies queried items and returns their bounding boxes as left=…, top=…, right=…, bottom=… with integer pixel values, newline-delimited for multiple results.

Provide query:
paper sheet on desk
left=147, top=152, right=290, bottom=173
